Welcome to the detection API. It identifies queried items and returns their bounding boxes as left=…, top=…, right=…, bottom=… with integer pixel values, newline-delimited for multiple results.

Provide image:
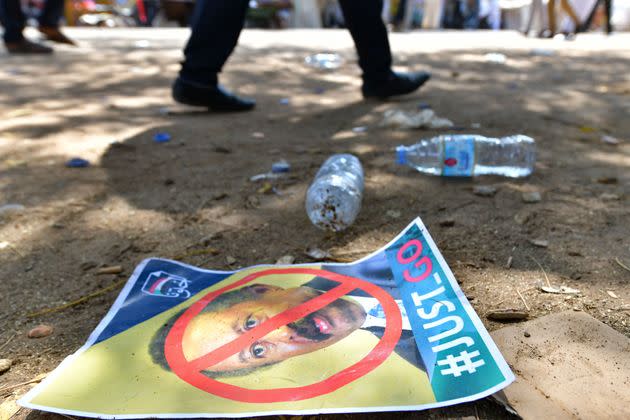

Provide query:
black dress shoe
left=172, top=77, right=255, bottom=112
left=362, top=71, right=431, bottom=99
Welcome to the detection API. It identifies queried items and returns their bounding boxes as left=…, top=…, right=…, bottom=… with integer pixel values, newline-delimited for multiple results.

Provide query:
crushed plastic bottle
left=305, top=154, right=363, bottom=232
left=396, top=134, right=536, bottom=178
left=304, top=53, right=344, bottom=70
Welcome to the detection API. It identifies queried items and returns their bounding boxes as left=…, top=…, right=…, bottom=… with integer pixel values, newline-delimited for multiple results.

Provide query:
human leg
left=0, top=0, right=26, bottom=43
left=338, top=0, right=430, bottom=98
left=173, top=0, right=255, bottom=111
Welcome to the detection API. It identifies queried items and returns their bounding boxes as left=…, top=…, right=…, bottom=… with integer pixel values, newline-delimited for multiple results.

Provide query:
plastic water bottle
left=396, top=134, right=536, bottom=178
left=306, top=154, right=364, bottom=232
left=304, top=53, right=344, bottom=70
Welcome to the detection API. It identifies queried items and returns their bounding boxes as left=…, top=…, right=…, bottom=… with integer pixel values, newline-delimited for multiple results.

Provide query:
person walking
left=172, top=0, right=431, bottom=112
left=0, top=0, right=75, bottom=54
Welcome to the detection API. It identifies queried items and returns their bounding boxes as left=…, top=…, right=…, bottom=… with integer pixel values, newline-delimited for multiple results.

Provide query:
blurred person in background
left=172, top=0, right=431, bottom=112
left=0, top=0, right=75, bottom=53
left=547, top=0, right=581, bottom=36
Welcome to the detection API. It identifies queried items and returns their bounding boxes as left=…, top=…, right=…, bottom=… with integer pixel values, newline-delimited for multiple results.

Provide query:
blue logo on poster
left=141, top=271, right=191, bottom=298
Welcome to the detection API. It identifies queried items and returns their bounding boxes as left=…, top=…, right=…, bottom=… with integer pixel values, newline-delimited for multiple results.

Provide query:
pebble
left=523, top=331, right=531, bottom=338
left=275, top=255, right=295, bottom=265
left=439, top=218, right=455, bottom=227
left=514, top=211, right=531, bottom=225
left=0, top=358, right=12, bottom=374
left=601, top=135, right=620, bottom=145
left=199, top=232, right=223, bottom=246
left=607, top=290, right=619, bottom=299
left=529, top=238, right=549, bottom=248
left=522, top=191, right=542, bottom=203
left=352, top=126, right=367, bottom=133
left=213, top=146, right=232, bottom=154
left=600, top=193, right=620, bottom=201
left=305, top=247, right=330, bottom=260
left=473, top=185, right=497, bottom=197
left=28, top=324, right=53, bottom=338
left=226, top=256, right=237, bottom=265
left=486, top=309, right=529, bottom=322
left=386, top=210, right=401, bottom=219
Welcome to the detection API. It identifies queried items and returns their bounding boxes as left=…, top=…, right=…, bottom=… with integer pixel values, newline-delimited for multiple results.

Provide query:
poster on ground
left=20, top=218, right=514, bottom=418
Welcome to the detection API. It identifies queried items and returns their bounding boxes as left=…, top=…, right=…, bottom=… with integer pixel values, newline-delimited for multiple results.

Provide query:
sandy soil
left=1, top=28, right=629, bottom=419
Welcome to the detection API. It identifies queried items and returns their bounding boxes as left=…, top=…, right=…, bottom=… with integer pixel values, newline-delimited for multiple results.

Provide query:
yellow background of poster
left=28, top=266, right=435, bottom=415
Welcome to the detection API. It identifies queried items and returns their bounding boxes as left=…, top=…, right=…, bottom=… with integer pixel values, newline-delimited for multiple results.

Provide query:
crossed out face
left=181, top=284, right=367, bottom=373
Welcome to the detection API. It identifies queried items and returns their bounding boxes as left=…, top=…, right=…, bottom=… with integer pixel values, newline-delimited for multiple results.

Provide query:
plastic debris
left=540, top=285, right=581, bottom=294
left=304, top=53, right=344, bottom=70
left=0, top=203, right=25, bottom=216
left=529, top=239, right=549, bottom=248
left=352, top=126, right=368, bottom=133
left=473, top=185, right=498, bottom=197
left=386, top=210, right=401, bottom=219
left=0, top=241, right=9, bottom=250
left=607, top=290, right=619, bottom=299
left=279, top=98, right=290, bottom=105
left=601, top=135, right=620, bottom=145
left=531, top=48, right=555, bottom=57
left=380, top=109, right=454, bottom=130
left=153, top=132, right=171, bottom=143
left=271, top=160, right=290, bottom=173
left=304, top=247, right=330, bottom=260
left=96, top=265, right=123, bottom=275
left=249, top=173, right=282, bottom=182
left=65, top=158, right=90, bottom=168
left=134, top=40, right=151, bottom=48
left=522, top=191, right=542, bottom=203
left=28, top=324, right=54, bottom=338
left=484, top=53, right=507, bottom=64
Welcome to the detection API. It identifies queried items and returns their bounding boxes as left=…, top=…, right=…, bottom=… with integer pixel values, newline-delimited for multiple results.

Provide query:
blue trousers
left=180, top=0, right=393, bottom=86
left=0, top=0, right=64, bottom=43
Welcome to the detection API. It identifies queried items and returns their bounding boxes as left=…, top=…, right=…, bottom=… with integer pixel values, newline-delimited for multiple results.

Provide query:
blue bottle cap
left=271, top=160, right=290, bottom=173
left=154, top=132, right=171, bottom=143
left=396, top=147, right=407, bottom=165
left=65, top=158, right=90, bottom=168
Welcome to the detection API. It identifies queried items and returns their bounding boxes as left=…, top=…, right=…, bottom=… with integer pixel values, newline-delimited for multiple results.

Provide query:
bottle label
left=442, top=136, right=475, bottom=176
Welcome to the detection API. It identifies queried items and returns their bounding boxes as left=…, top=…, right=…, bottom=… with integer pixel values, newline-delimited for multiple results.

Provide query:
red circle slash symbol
left=164, top=268, right=402, bottom=403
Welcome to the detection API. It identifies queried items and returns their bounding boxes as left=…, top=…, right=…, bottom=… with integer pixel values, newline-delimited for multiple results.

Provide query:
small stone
left=607, top=290, right=619, bottom=299
left=601, top=135, right=620, bottom=145
left=568, top=251, right=583, bottom=257
left=51, top=223, right=65, bottom=229
left=487, top=309, right=529, bottom=322
left=199, top=232, right=223, bottom=246
left=386, top=210, right=401, bottom=219
left=226, top=256, right=237, bottom=265
left=352, top=126, right=367, bottom=133
left=473, top=185, right=497, bottom=197
left=251, top=132, right=265, bottom=139
left=596, top=176, right=618, bottom=184
left=570, top=272, right=583, bottom=280
left=522, top=191, right=542, bottom=203
left=275, top=255, right=295, bottom=265
left=305, top=247, right=330, bottom=260
left=523, top=331, right=531, bottom=338
left=0, top=358, right=12, bottom=374
left=439, top=218, right=455, bottom=227
left=514, top=211, right=530, bottom=225
left=163, top=178, right=175, bottom=186
left=211, top=192, right=228, bottom=201
left=600, top=193, right=620, bottom=201
left=96, top=265, right=123, bottom=275
left=529, top=239, right=549, bottom=248
left=213, top=146, right=232, bottom=154
left=28, top=324, right=53, bottom=338
left=80, top=261, right=98, bottom=271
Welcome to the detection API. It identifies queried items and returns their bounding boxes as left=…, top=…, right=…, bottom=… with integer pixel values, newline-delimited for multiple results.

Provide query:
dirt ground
left=1, top=28, right=629, bottom=419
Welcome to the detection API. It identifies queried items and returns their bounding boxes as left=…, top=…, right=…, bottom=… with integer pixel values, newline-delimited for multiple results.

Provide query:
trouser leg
left=338, top=0, right=392, bottom=84
left=38, top=0, right=64, bottom=27
left=0, top=0, right=26, bottom=43
left=180, top=0, right=250, bottom=85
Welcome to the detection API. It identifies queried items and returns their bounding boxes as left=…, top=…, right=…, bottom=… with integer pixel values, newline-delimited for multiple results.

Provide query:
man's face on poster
left=182, top=284, right=366, bottom=372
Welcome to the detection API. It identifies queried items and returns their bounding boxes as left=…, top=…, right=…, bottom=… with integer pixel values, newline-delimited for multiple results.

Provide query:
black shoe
left=5, top=39, right=53, bottom=54
left=362, top=71, right=431, bottom=99
left=172, top=77, right=255, bottom=112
